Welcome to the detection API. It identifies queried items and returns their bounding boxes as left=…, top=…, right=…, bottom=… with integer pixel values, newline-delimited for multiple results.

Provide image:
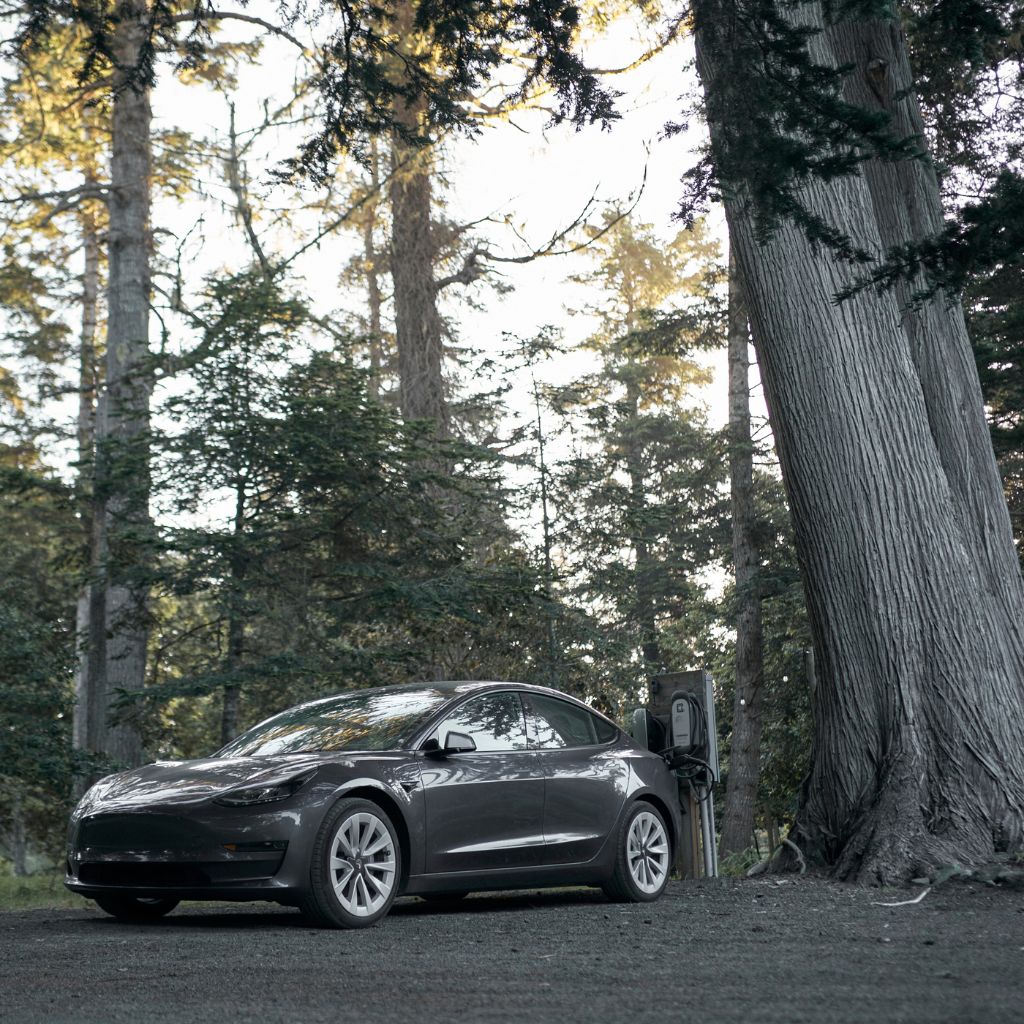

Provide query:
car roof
left=380, top=678, right=609, bottom=703
left=294, top=679, right=618, bottom=723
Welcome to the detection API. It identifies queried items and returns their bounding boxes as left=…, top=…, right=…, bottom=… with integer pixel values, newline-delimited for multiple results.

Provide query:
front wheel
left=301, top=798, right=401, bottom=928
left=602, top=803, right=671, bottom=903
left=93, top=895, right=179, bottom=921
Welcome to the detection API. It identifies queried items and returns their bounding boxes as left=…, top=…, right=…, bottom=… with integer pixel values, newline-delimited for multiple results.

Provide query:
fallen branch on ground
left=870, top=887, right=931, bottom=908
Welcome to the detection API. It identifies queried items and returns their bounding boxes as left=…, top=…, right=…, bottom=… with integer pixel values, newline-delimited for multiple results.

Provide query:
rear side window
left=528, top=694, right=618, bottom=749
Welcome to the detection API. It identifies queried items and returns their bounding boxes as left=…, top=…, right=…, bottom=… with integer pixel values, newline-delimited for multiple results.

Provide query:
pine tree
left=551, top=216, right=726, bottom=694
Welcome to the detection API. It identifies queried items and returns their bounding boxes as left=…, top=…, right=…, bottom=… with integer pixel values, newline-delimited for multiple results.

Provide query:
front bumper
left=65, top=803, right=319, bottom=903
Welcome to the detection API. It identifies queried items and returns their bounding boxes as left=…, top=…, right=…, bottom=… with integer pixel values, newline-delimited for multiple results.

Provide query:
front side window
left=218, top=687, right=452, bottom=757
left=528, top=694, right=618, bottom=749
left=429, top=691, right=529, bottom=752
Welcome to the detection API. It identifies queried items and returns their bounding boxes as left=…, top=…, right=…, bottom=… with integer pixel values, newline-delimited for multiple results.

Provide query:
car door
left=524, top=692, right=629, bottom=864
left=419, top=690, right=545, bottom=873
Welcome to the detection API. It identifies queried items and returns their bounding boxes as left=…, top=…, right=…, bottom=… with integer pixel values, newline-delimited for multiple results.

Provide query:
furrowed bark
left=388, top=1, right=448, bottom=435
left=694, top=0, right=1024, bottom=882
left=100, top=4, right=154, bottom=767
left=719, top=252, right=765, bottom=858
left=364, top=139, right=384, bottom=400
left=827, top=10, right=1024, bottom=644
left=73, top=198, right=101, bottom=761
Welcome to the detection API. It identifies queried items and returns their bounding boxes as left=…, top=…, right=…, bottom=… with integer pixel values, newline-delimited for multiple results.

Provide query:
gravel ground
left=1, top=878, right=1021, bottom=1024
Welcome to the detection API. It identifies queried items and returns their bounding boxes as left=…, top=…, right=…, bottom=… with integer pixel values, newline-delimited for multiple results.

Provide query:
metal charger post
left=631, top=670, right=719, bottom=879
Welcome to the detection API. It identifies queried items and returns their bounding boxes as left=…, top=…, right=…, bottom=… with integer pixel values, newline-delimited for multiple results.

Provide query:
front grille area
left=72, top=811, right=288, bottom=888
left=76, top=852, right=287, bottom=888
left=79, top=862, right=210, bottom=887
left=79, top=813, right=207, bottom=850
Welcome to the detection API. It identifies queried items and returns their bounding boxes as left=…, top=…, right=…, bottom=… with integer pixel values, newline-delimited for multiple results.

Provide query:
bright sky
left=10, top=6, right=774, bottom=533
left=146, top=7, right=747, bottom=433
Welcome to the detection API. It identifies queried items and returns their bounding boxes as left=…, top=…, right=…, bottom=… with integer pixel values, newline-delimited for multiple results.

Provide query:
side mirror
left=421, top=731, right=477, bottom=756
left=443, top=731, right=477, bottom=755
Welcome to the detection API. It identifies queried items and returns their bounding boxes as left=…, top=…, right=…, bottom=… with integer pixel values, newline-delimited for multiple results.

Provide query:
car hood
left=74, top=753, right=329, bottom=817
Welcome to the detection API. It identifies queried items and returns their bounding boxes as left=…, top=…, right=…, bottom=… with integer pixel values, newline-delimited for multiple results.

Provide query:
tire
left=602, top=802, right=671, bottom=903
left=300, top=798, right=402, bottom=929
left=420, top=891, right=469, bottom=904
left=93, top=895, right=179, bottom=921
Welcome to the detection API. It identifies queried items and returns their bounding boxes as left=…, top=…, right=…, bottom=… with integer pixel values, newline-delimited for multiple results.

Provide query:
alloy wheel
left=329, top=811, right=397, bottom=917
left=626, top=810, right=669, bottom=894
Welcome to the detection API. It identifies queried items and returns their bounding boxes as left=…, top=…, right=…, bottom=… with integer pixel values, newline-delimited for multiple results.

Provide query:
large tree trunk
left=694, top=0, right=1024, bottom=882
left=72, top=198, right=102, bottom=761
left=98, top=5, right=154, bottom=767
left=719, top=253, right=766, bottom=858
left=826, top=10, right=1024, bottom=642
left=388, top=2, right=448, bottom=434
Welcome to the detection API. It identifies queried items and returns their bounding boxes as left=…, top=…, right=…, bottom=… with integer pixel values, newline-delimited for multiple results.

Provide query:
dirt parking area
left=0, top=878, right=1021, bottom=1024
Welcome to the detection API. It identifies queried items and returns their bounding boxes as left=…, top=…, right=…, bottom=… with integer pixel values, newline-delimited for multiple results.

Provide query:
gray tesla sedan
left=66, top=681, right=682, bottom=927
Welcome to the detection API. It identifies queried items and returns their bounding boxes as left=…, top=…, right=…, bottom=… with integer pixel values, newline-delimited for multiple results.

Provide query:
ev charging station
left=630, top=670, right=719, bottom=879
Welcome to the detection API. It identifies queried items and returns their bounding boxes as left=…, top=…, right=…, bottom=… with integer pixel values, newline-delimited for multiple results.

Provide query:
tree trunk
left=72, top=199, right=101, bottom=761
left=388, top=2, right=447, bottom=434
left=364, top=139, right=385, bottom=400
left=99, top=4, right=154, bottom=767
left=826, top=10, right=1024, bottom=643
left=694, top=0, right=1024, bottom=882
left=624, top=376, right=662, bottom=672
left=533, top=377, right=560, bottom=684
left=719, top=252, right=766, bottom=858
left=220, top=481, right=246, bottom=746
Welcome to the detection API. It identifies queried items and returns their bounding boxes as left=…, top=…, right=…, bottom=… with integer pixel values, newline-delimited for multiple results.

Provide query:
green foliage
left=540, top=217, right=729, bottom=706
left=968, top=252, right=1024, bottom=553
left=285, top=0, right=619, bottom=181
left=718, top=845, right=762, bottom=876
left=0, top=443, right=83, bottom=863
left=662, top=470, right=812, bottom=828
left=0, top=866, right=80, bottom=909
left=132, top=271, right=562, bottom=756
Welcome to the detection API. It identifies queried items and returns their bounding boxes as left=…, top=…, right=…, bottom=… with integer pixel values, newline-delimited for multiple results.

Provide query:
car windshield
left=217, top=687, right=451, bottom=757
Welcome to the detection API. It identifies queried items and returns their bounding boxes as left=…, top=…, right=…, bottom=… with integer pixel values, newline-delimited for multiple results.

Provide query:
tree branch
left=170, top=10, right=309, bottom=55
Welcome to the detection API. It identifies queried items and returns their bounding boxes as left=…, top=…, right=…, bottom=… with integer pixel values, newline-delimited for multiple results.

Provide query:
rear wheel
left=93, top=895, right=179, bottom=921
left=301, top=798, right=401, bottom=928
left=602, top=802, right=671, bottom=903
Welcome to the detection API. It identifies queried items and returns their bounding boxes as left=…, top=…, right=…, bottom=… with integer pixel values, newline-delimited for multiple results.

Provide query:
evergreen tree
left=550, top=216, right=727, bottom=701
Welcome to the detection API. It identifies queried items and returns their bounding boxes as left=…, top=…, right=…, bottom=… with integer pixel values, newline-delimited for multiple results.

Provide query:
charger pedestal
left=648, top=670, right=719, bottom=879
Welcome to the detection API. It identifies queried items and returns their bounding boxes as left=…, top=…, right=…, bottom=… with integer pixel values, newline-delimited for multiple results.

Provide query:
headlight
left=214, top=771, right=315, bottom=807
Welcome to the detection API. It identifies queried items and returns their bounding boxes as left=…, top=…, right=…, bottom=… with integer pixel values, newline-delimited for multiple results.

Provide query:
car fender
left=317, top=770, right=427, bottom=880
left=621, top=758, right=683, bottom=859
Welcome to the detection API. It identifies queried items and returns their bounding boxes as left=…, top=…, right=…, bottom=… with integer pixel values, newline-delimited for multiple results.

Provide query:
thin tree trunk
left=623, top=376, right=662, bottom=672
left=99, top=4, right=154, bottom=767
left=10, top=790, right=28, bottom=876
left=719, top=252, right=766, bottom=858
left=532, top=374, right=560, bottom=684
left=73, top=199, right=101, bottom=760
left=220, top=481, right=246, bottom=746
left=694, top=0, right=1024, bottom=882
left=826, top=11, right=1024, bottom=640
left=364, top=139, right=384, bottom=399
left=388, top=2, right=447, bottom=434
